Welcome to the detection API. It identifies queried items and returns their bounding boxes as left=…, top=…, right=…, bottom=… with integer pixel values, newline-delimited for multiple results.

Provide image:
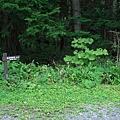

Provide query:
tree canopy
left=0, top=0, right=120, bottom=63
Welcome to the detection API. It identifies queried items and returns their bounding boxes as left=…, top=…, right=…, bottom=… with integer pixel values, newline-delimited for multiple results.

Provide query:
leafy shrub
left=64, top=38, right=108, bottom=65
left=0, top=60, right=62, bottom=90
left=99, top=59, right=120, bottom=84
left=62, top=63, right=103, bottom=88
left=63, top=38, right=112, bottom=88
left=63, top=60, right=120, bottom=88
left=0, top=58, right=119, bottom=90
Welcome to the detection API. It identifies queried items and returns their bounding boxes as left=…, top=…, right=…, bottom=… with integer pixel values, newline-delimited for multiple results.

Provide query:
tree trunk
left=112, top=0, right=120, bottom=62
left=113, top=0, right=117, bottom=15
left=72, top=0, right=81, bottom=32
left=3, top=11, right=11, bottom=54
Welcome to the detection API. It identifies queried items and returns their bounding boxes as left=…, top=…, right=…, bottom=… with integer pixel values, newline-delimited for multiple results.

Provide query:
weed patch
left=0, top=84, right=120, bottom=119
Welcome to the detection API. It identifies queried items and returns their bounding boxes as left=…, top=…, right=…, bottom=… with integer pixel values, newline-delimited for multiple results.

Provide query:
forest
left=0, top=0, right=120, bottom=119
left=0, top=0, right=119, bottom=63
left=0, top=0, right=120, bottom=87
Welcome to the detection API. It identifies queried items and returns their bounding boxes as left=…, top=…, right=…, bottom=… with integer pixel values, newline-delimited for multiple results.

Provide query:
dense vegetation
left=0, top=0, right=120, bottom=63
left=0, top=0, right=119, bottom=85
left=0, top=57, right=120, bottom=90
left=0, top=1, right=120, bottom=119
left=0, top=59, right=120, bottom=119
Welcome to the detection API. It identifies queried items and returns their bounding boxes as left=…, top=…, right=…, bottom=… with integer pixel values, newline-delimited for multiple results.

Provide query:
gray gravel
left=59, top=104, right=120, bottom=120
left=0, top=104, right=120, bottom=120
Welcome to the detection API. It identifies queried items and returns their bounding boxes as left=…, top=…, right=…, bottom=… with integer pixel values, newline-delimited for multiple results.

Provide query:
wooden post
left=2, top=53, right=20, bottom=79
left=2, top=53, right=8, bottom=79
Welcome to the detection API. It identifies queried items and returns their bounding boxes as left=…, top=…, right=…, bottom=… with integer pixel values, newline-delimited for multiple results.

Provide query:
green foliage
left=100, top=60, right=120, bottom=84
left=63, top=64, right=101, bottom=88
left=0, top=0, right=66, bottom=63
left=0, top=0, right=119, bottom=63
left=0, top=0, right=66, bottom=41
left=0, top=60, right=62, bottom=90
left=63, top=37, right=118, bottom=88
left=64, top=38, right=108, bottom=65
left=63, top=60, right=120, bottom=88
left=0, top=58, right=119, bottom=90
left=0, top=83, right=120, bottom=119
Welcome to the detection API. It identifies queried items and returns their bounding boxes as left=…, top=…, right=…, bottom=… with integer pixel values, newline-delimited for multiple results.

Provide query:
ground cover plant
left=0, top=83, right=120, bottom=119
left=0, top=55, right=120, bottom=119
left=0, top=0, right=119, bottom=119
left=0, top=58, right=120, bottom=90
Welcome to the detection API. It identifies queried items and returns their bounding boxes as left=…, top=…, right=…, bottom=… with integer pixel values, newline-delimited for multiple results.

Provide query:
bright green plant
left=100, top=60, right=120, bottom=85
left=63, top=63, right=104, bottom=88
left=63, top=60, right=120, bottom=88
left=64, top=38, right=108, bottom=65
left=0, top=61, right=63, bottom=90
left=63, top=38, right=119, bottom=88
left=0, top=58, right=119, bottom=90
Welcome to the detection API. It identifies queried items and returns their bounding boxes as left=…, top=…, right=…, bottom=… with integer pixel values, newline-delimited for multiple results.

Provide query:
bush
left=0, top=60, right=62, bottom=90
left=99, top=59, right=120, bottom=84
left=62, top=63, right=102, bottom=88
left=64, top=38, right=108, bottom=65
left=0, top=59, right=119, bottom=90
left=63, top=60, right=120, bottom=88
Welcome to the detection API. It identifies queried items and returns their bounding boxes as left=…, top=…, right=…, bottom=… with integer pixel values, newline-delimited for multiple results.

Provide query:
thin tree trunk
left=113, top=0, right=117, bottom=15
left=117, top=34, right=120, bottom=62
left=112, top=0, right=118, bottom=61
left=3, top=11, right=11, bottom=54
left=72, top=0, right=81, bottom=32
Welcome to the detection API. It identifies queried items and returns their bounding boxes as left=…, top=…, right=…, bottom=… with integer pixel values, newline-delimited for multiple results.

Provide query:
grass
left=0, top=83, right=120, bottom=119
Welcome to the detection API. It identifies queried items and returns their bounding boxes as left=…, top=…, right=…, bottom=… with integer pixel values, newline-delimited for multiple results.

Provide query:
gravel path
left=0, top=103, right=120, bottom=120
left=58, top=104, right=120, bottom=120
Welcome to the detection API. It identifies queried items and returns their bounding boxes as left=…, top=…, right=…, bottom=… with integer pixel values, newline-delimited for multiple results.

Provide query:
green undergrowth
left=0, top=59, right=120, bottom=90
left=0, top=58, right=120, bottom=119
left=0, top=83, right=120, bottom=119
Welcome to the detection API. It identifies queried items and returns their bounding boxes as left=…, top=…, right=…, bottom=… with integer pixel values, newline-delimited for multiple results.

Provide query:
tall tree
left=0, top=0, right=66, bottom=62
left=72, top=0, right=81, bottom=32
left=112, top=0, right=119, bottom=61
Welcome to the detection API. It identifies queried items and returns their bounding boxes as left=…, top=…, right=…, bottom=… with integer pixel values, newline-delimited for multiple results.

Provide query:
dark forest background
left=0, top=0, right=120, bottom=64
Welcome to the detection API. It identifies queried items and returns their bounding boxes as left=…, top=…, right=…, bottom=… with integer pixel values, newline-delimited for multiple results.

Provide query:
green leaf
left=88, top=57, right=95, bottom=61
left=64, top=56, right=72, bottom=62
left=83, top=80, right=95, bottom=89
